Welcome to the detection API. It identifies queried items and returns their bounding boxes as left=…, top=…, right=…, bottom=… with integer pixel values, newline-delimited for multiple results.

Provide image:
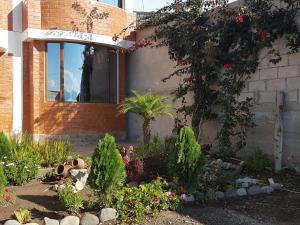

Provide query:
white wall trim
left=12, top=0, right=23, bottom=134
left=22, top=28, right=134, bottom=49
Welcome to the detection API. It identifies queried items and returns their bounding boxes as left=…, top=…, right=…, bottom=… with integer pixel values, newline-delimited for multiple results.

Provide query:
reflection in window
left=47, top=42, right=118, bottom=104
left=99, top=0, right=121, bottom=7
left=47, top=43, right=60, bottom=101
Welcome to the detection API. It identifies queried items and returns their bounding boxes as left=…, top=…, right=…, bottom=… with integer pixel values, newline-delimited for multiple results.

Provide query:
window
left=99, top=0, right=122, bottom=8
left=47, top=42, right=118, bottom=104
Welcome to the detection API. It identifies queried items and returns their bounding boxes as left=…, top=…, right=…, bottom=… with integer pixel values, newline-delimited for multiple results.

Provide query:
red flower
left=223, top=64, right=232, bottom=69
left=258, top=31, right=268, bottom=40
left=127, top=199, right=135, bottom=206
left=235, top=15, right=244, bottom=24
left=171, top=192, right=177, bottom=197
left=4, top=195, right=11, bottom=202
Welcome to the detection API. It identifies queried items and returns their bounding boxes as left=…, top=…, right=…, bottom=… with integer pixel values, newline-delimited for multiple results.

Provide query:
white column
left=12, top=0, right=23, bottom=134
left=123, top=0, right=134, bottom=12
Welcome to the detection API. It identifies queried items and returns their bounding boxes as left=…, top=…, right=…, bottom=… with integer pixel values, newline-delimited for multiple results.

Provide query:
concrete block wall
left=128, top=29, right=300, bottom=165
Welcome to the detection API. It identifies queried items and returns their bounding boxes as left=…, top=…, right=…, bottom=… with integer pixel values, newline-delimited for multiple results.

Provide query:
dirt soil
left=0, top=171, right=299, bottom=225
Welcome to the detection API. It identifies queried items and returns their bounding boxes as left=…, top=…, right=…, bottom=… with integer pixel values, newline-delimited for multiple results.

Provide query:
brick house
left=0, top=0, right=135, bottom=140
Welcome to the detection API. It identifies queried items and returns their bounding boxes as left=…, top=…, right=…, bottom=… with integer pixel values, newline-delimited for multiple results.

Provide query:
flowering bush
left=3, top=158, right=40, bottom=185
left=111, top=179, right=180, bottom=224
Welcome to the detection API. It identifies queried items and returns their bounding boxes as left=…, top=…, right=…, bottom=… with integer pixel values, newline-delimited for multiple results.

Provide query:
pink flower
left=180, top=194, right=188, bottom=201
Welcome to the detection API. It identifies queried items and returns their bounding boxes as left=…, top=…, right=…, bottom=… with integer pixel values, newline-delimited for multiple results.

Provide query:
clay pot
left=56, top=164, right=73, bottom=177
left=72, top=158, right=85, bottom=169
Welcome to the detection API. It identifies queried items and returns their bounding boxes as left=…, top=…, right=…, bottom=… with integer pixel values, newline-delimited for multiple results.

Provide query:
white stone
left=80, top=213, right=99, bottom=225
left=44, top=217, right=59, bottom=225
left=99, top=208, right=118, bottom=222
left=4, top=220, right=20, bottom=225
left=75, top=181, right=84, bottom=191
left=287, top=77, right=300, bottom=89
left=237, top=188, right=247, bottom=196
left=60, top=216, right=80, bottom=225
left=261, top=186, right=274, bottom=194
left=260, top=68, right=277, bottom=80
left=249, top=81, right=265, bottom=91
left=278, top=66, right=298, bottom=78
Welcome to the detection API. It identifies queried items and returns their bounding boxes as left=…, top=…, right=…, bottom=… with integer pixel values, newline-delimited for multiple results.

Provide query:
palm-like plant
left=118, top=91, right=174, bottom=152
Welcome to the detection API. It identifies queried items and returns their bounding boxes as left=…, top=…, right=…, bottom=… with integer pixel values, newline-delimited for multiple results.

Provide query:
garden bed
left=0, top=170, right=299, bottom=225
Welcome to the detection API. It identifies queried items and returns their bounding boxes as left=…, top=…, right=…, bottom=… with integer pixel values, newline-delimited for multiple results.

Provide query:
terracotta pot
left=72, top=158, right=85, bottom=169
left=56, top=164, right=73, bottom=177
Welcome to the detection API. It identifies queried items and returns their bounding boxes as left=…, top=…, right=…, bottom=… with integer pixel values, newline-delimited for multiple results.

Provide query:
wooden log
left=274, top=91, right=284, bottom=172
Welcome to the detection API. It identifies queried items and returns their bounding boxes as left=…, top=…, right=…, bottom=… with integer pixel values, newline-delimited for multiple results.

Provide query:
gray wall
left=127, top=29, right=300, bottom=166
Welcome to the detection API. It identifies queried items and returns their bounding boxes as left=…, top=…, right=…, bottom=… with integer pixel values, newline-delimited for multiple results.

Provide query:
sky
left=133, top=0, right=236, bottom=12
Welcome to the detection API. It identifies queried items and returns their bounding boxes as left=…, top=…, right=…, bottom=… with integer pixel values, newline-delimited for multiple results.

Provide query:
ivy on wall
left=118, top=0, right=300, bottom=157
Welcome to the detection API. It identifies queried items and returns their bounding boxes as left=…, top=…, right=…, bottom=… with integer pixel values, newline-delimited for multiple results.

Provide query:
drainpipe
left=12, top=0, right=23, bottom=134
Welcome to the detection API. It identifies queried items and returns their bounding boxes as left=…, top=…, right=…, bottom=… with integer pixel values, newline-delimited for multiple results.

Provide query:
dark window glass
left=47, top=43, right=61, bottom=101
left=47, top=42, right=118, bottom=104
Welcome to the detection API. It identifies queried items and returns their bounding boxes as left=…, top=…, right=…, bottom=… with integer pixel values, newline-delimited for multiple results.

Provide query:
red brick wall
left=0, top=0, right=13, bottom=30
left=22, top=0, right=130, bottom=37
left=23, top=41, right=126, bottom=135
left=0, top=53, right=13, bottom=133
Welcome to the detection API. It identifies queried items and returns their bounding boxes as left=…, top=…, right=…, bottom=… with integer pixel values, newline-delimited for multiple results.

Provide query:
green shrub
left=0, top=132, right=12, bottom=161
left=168, top=127, right=204, bottom=192
left=58, top=186, right=83, bottom=214
left=0, top=163, right=7, bottom=199
left=39, top=139, right=71, bottom=167
left=14, top=208, right=32, bottom=224
left=245, top=148, right=271, bottom=172
left=88, top=134, right=126, bottom=204
left=111, top=179, right=180, bottom=224
left=133, top=136, right=165, bottom=159
left=4, top=134, right=41, bottom=185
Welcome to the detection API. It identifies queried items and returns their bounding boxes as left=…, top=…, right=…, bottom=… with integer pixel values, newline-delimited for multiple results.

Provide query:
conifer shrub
left=168, top=127, right=204, bottom=192
left=0, top=132, right=12, bottom=161
left=88, top=134, right=126, bottom=204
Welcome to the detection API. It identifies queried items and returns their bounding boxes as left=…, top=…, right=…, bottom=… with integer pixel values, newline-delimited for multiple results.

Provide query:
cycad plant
left=118, top=90, right=173, bottom=152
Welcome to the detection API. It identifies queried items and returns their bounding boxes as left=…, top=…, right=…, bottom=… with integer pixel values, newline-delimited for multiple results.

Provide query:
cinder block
left=259, top=68, right=277, bottom=80
left=249, top=81, right=265, bottom=91
left=287, top=77, right=300, bottom=90
left=238, top=92, right=254, bottom=102
left=289, top=52, right=300, bottom=65
left=259, top=91, right=276, bottom=103
left=278, top=66, right=298, bottom=78
left=248, top=70, right=259, bottom=81
left=266, top=79, right=286, bottom=91
left=285, top=90, right=298, bottom=102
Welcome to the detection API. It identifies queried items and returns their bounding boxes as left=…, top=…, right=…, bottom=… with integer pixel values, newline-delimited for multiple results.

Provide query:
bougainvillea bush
left=122, top=0, right=300, bottom=158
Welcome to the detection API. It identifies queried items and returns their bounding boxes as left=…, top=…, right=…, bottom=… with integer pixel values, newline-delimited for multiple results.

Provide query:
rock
left=225, top=189, right=237, bottom=198
left=237, top=188, right=247, bottom=196
left=261, top=186, right=274, bottom=194
left=60, top=216, right=80, bottom=225
left=270, top=183, right=283, bottom=190
left=248, top=185, right=263, bottom=195
left=24, top=223, right=39, bottom=225
left=44, top=217, right=59, bottom=225
left=127, top=181, right=138, bottom=188
left=4, top=220, right=20, bottom=225
left=222, top=162, right=232, bottom=170
left=241, top=182, right=249, bottom=188
left=75, top=181, right=84, bottom=191
left=69, top=169, right=89, bottom=185
left=80, top=213, right=99, bottom=225
left=236, top=177, right=258, bottom=185
left=215, top=191, right=225, bottom=199
left=99, top=208, right=118, bottom=222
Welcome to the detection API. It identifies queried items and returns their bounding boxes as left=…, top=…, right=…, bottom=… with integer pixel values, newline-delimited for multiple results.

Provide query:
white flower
left=7, top=163, right=15, bottom=167
left=3, top=156, right=7, bottom=159
left=24, top=166, right=28, bottom=169
left=1, top=162, right=4, bottom=165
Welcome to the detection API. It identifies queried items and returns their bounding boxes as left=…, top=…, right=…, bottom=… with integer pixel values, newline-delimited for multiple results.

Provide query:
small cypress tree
left=168, top=127, right=203, bottom=192
left=0, top=132, right=12, bottom=161
left=88, top=134, right=126, bottom=204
